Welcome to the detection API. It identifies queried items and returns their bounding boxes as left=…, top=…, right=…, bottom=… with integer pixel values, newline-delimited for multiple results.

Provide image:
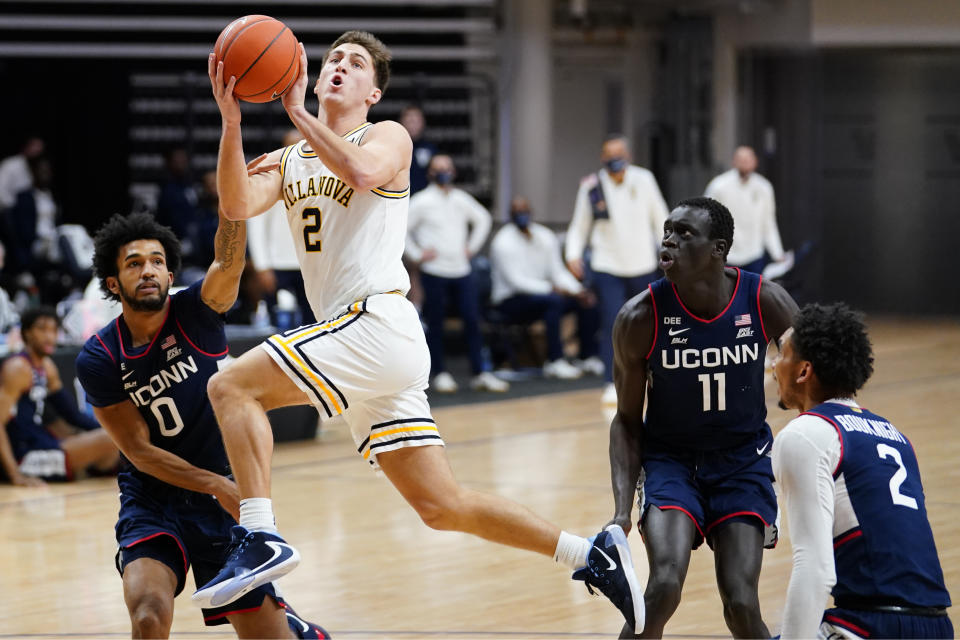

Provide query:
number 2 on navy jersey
left=697, top=372, right=726, bottom=411
left=303, top=207, right=322, bottom=252
left=877, top=443, right=919, bottom=509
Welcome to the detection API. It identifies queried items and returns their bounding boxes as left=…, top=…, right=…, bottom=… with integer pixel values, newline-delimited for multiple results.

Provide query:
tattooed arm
left=200, top=154, right=278, bottom=313
left=200, top=208, right=246, bottom=314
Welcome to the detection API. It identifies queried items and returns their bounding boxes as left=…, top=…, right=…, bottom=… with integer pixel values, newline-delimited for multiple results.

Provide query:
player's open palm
left=282, top=42, right=308, bottom=113
left=208, top=53, right=242, bottom=126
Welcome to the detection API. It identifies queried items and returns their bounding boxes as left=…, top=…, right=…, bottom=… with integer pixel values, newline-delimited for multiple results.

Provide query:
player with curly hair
left=608, top=196, right=798, bottom=638
left=772, top=303, right=952, bottom=638
left=74, top=155, right=328, bottom=638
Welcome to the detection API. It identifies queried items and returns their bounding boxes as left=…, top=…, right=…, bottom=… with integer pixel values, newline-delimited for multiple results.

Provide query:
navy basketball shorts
left=115, top=478, right=285, bottom=626
left=822, top=606, right=954, bottom=639
left=638, top=426, right=778, bottom=550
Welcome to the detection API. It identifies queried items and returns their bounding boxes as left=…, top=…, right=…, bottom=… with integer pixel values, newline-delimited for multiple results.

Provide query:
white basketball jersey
left=277, top=123, right=411, bottom=321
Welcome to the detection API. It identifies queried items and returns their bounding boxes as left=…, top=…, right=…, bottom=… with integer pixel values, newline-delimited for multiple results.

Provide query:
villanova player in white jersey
left=772, top=303, right=951, bottom=639
left=193, top=30, right=646, bottom=634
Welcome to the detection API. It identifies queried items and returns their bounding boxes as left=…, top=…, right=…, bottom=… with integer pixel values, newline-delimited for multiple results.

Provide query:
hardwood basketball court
left=1, top=319, right=957, bottom=638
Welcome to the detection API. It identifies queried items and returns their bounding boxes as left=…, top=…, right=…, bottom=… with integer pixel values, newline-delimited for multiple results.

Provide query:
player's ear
left=796, top=361, right=813, bottom=384
left=713, top=239, right=728, bottom=260
left=106, top=276, right=120, bottom=296
left=167, top=272, right=175, bottom=286
left=367, top=86, right=382, bottom=107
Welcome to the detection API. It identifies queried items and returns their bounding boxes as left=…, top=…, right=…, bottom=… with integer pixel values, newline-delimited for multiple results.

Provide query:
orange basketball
left=214, top=15, right=299, bottom=103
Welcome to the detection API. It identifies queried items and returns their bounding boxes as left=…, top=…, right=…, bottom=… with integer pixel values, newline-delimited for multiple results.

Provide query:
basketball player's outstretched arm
left=208, top=54, right=285, bottom=221
left=607, top=293, right=656, bottom=535
left=199, top=154, right=278, bottom=313
left=282, top=44, right=412, bottom=192
left=92, top=400, right=240, bottom=519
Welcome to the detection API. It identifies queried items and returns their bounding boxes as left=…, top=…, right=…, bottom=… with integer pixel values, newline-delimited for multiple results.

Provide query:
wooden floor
left=1, top=318, right=958, bottom=639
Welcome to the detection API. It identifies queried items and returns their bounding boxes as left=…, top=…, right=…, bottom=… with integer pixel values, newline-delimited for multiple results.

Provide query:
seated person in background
left=0, top=307, right=118, bottom=485
left=490, top=196, right=601, bottom=379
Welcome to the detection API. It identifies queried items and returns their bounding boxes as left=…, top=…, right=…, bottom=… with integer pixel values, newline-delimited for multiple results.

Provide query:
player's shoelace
left=225, top=531, right=252, bottom=566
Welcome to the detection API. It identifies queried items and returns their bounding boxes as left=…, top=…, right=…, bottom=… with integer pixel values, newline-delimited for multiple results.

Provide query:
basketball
left=214, top=15, right=299, bottom=103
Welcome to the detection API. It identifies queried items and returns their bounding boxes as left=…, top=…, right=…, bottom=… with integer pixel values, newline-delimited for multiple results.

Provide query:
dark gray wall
left=741, top=49, right=960, bottom=314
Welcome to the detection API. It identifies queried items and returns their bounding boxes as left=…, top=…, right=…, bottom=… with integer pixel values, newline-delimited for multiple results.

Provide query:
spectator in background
left=155, top=146, right=199, bottom=263
left=247, top=129, right=315, bottom=329
left=400, top=104, right=436, bottom=195
left=406, top=154, right=507, bottom=393
left=565, top=134, right=669, bottom=405
left=190, top=171, right=222, bottom=271
left=704, top=146, right=786, bottom=274
left=399, top=105, right=437, bottom=311
left=3, top=155, right=68, bottom=305
left=490, top=196, right=601, bottom=379
left=0, top=135, right=44, bottom=211
left=0, top=307, right=118, bottom=485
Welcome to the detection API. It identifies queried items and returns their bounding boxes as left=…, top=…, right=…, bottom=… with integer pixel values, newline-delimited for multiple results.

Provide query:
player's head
left=659, top=197, right=734, bottom=281
left=733, top=145, right=757, bottom=177
left=317, top=31, right=391, bottom=110
left=92, top=212, right=181, bottom=311
left=773, top=303, right=875, bottom=411
left=21, top=306, right=59, bottom=357
left=427, top=154, right=455, bottom=186
left=601, top=135, right=630, bottom=174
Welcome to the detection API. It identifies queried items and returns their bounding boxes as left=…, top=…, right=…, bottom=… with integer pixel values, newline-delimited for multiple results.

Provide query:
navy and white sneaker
left=572, top=524, right=645, bottom=635
left=192, top=525, right=301, bottom=608
left=284, top=604, right=331, bottom=639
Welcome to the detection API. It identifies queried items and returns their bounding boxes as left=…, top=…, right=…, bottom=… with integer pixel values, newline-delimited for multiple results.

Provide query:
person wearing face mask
left=405, top=154, right=507, bottom=393
left=490, top=196, right=601, bottom=379
left=564, top=135, right=669, bottom=405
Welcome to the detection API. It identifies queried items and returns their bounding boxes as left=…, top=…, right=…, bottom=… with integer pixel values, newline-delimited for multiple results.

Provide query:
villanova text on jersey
left=805, top=401, right=951, bottom=609
left=645, top=269, right=768, bottom=450
left=75, top=281, right=231, bottom=484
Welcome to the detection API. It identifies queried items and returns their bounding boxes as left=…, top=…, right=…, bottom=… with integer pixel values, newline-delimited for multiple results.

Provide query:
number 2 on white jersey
left=303, top=207, right=322, bottom=252
left=877, top=443, right=919, bottom=509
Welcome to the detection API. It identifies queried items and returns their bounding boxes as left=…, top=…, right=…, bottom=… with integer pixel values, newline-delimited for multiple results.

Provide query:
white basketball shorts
left=262, top=291, right=442, bottom=471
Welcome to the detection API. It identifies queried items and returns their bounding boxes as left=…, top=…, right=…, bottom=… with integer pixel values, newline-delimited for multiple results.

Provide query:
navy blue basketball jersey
left=805, top=401, right=951, bottom=608
left=75, top=281, right=230, bottom=482
left=644, top=268, right=768, bottom=450
left=5, top=353, right=56, bottom=460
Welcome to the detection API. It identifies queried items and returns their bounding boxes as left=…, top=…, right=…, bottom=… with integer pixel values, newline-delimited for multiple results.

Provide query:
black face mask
left=432, top=171, right=453, bottom=185
left=605, top=157, right=627, bottom=173
left=512, top=211, right=531, bottom=230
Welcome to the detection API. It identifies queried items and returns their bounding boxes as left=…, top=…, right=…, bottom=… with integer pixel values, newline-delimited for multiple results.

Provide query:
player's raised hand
left=282, top=42, right=308, bottom=113
left=245, top=153, right=280, bottom=177
left=208, top=53, right=242, bottom=126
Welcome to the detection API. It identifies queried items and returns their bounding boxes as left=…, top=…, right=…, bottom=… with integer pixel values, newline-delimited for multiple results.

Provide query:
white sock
left=554, top=530, right=592, bottom=570
left=238, top=498, right=278, bottom=534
